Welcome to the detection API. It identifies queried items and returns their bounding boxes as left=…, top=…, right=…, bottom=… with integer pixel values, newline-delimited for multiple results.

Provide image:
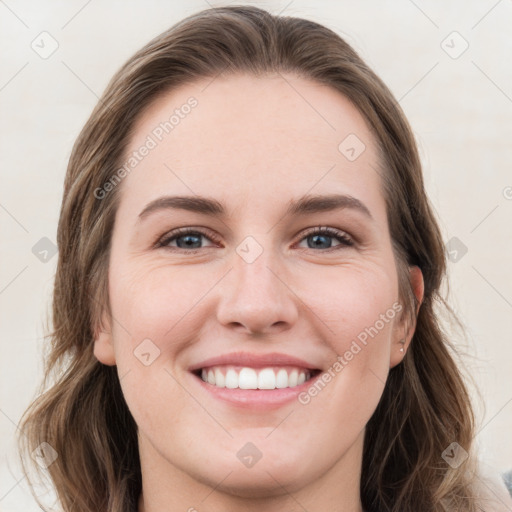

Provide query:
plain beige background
left=1, top=0, right=511, bottom=509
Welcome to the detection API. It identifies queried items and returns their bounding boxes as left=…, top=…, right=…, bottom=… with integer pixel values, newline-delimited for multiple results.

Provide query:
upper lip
left=188, top=351, right=321, bottom=372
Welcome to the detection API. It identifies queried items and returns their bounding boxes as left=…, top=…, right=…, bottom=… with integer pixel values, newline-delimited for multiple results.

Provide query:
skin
left=93, top=73, right=424, bottom=512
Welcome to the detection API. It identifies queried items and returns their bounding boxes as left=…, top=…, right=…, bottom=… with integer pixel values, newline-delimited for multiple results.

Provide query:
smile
left=196, top=365, right=321, bottom=390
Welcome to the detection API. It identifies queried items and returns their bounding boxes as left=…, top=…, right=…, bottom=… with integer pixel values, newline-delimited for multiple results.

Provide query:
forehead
left=119, top=73, right=385, bottom=220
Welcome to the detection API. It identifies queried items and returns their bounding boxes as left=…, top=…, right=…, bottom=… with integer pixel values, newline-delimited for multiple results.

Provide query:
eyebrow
left=137, top=193, right=374, bottom=221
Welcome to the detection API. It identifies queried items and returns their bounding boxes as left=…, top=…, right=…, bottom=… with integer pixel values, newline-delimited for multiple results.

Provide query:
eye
left=296, top=227, right=354, bottom=250
left=156, top=228, right=220, bottom=252
left=155, top=226, right=354, bottom=253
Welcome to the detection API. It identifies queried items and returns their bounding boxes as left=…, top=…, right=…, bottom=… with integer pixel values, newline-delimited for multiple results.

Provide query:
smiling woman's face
left=93, top=73, right=422, bottom=507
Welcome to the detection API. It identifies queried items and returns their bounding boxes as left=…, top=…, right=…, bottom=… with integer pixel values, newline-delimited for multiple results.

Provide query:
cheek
left=106, top=263, right=202, bottom=410
left=305, top=264, right=399, bottom=350
left=298, top=264, right=399, bottom=407
left=108, top=260, right=210, bottom=345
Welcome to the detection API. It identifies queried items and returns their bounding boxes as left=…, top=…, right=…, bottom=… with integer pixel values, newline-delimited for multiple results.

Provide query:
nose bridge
left=236, top=244, right=279, bottom=295
left=216, top=236, right=298, bottom=333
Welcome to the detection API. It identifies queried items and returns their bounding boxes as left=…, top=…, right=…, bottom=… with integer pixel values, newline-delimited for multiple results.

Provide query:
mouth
left=192, top=365, right=322, bottom=390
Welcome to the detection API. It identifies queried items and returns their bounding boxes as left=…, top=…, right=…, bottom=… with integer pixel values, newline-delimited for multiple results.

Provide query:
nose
left=216, top=245, right=299, bottom=336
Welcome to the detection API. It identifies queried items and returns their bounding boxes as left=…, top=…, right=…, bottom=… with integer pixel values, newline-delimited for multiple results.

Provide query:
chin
left=195, top=454, right=315, bottom=497
left=205, top=468, right=306, bottom=498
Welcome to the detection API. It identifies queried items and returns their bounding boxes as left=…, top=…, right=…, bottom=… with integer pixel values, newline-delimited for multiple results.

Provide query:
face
left=94, top=73, right=423, bottom=500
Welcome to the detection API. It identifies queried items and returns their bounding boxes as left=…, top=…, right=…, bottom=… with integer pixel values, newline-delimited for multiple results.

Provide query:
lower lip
left=190, top=371, right=322, bottom=410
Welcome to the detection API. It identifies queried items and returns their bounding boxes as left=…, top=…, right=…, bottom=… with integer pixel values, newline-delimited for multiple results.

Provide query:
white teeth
left=198, top=366, right=314, bottom=389
left=214, top=367, right=225, bottom=388
left=225, top=368, right=238, bottom=389
left=289, top=369, right=298, bottom=387
left=275, top=368, right=288, bottom=388
left=239, top=368, right=258, bottom=389
left=258, top=368, right=275, bottom=389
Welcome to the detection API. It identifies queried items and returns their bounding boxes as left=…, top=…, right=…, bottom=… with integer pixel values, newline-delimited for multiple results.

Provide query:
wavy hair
left=18, top=5, right=481, bottom=511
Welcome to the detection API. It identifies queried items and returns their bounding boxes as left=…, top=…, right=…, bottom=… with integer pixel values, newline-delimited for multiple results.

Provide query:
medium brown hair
left=18, top=5, right=480, bottom=511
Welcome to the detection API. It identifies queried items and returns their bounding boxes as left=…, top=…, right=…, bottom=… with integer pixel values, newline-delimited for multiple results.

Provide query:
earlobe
left=93, top=314, right=116, bottom=366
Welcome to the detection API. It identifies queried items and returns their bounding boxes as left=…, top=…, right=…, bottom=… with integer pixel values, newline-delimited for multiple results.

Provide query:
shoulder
left=473, top=467, right=512, bottom=511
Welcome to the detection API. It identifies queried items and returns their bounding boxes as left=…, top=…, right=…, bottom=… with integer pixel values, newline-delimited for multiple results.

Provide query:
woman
left=17, top=5, right=512, bottom=511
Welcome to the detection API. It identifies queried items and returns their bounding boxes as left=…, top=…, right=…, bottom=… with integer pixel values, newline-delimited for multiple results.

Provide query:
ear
left=93, top=311, right=116, bottom=366
left=390, top=265, right=424, bottom=368
left=408, top=265, right=424, bottom=321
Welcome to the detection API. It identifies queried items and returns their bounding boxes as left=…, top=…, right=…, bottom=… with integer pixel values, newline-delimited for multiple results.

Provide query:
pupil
left=310, top=234, right=331, bottom=249
left=177, top=234, right=201, bottom=249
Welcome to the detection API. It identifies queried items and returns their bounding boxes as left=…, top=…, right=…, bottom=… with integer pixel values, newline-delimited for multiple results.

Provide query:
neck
left=137, top=430, right=365, bottom=512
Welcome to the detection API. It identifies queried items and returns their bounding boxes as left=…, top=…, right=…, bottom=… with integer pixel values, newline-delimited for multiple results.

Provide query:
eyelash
left=155, top=226, right=355, bottom=254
